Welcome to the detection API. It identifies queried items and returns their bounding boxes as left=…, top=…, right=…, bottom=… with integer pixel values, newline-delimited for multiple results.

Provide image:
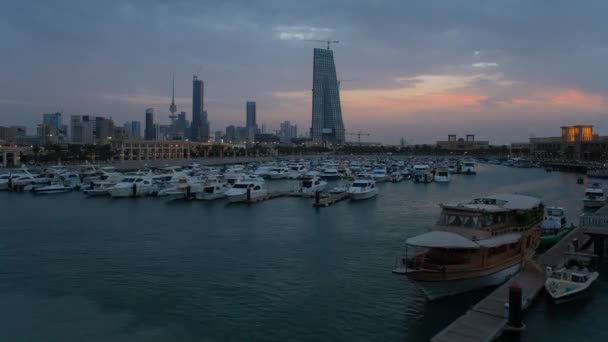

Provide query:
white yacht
left=583, top=183, right=606, bottom=208
left=268, top=166, right=290, bottom=180
left=320, top=168, right=341, bottom=181
left=195, top=181, right=231, bottom=200
left=33, top=183, right=75, bottom=195
left=461, top=159, right=476, bottom=174
left=298, top=176, right=328, bottom=194
left=288, top=165, right=307, bottom=179
left=413, top=165, right=433, bottom=183
left=254, top=164, right=275, bottom=178
left=348, top=179, right=378, bottom=200
left=157, top=177, right=204, bottom=201
left=107, top=175, right=154, bottom=198
left=225, top=180, right=267, bottom=203
left=545, top=265, right=599, bottom=303
left=390, top=173, right=404, bottom=183
left=371, top=169, right=389, bottom=182
left=434, top=168, right=451, bottom=183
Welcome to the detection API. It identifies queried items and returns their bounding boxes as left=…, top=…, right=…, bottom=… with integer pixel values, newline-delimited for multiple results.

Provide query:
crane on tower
left=346, top=131, right=371, bottom=146
left=305, top=39, right=340, bottom=50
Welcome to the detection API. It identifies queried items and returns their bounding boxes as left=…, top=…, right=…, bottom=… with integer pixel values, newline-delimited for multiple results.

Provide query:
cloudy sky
left=2, top=0, right=608, bottom=144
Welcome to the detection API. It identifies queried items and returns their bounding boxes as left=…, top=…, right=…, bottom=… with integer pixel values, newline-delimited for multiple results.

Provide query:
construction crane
left=305, top=39, right=340, bottom=50
left=346, top=131, right=371, bottom=145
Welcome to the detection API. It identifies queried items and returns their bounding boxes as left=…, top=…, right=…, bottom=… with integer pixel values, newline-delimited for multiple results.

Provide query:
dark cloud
left=1, top=0, right=608, bottom=143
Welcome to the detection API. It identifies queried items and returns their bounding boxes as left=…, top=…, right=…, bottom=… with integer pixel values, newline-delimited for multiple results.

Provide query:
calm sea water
left=0, top=164, right=606, bottom=341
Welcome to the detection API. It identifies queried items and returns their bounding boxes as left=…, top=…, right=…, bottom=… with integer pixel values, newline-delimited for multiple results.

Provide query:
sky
left=1, top=0, right=608, bottom=144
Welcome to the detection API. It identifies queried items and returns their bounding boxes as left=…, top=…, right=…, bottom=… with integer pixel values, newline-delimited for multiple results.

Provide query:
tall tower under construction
left=311, top=47, right=345, bottom=145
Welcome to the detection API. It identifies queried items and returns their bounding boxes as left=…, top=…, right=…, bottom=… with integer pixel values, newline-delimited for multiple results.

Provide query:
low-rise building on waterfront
left=436, top=134, right=489, bottom=151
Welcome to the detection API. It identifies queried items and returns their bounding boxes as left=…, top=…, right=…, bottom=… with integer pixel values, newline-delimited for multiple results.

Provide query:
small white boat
left=583, top=183, right=605, bottom=208
left=195, top=182, right=230, bottom=200
left=390, top=173, right=404, bottom=183
left=461, top=159, right=476, bottom=174
left=225, top=180, right=268, bottom=203
left=348, top=179, right=378, bottom=200
left=268, top=167, right=290, bottom=180
left=33, top=183, right=75, bottom=195
left=545, top=265, right=598, bottom=303
left=298, top=176, right=328, bottom=194
left=107, top=175, right=154, bottom=198
left=434, top=168, right=451, bottom=183
left=288, top=165, right=308, bottom=179
left=320, top=168, right=342, bottom=181
left=371, top=169, right=389, bottom=182
left=413, top=165, right=433, bottom=183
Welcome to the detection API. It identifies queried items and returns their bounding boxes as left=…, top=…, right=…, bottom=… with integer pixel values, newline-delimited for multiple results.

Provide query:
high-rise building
left=131, top=121, right=142, bottom=139
left=279, top=121, right=298, bottom=144
left=311, top=48, right=345, bottom=144
left=214, top=131, right=223, bottom=144
left=145, top=108, right=155, bottom=140
left=43, top=112, right=67, bottom=142
left=43, top=112, right=62, bottom=130
left=169, top=74, right=177, bottom=125
left=246, top=101, right=257, bottom=129
left=191, top=76, right=204, bottom=141
left=225, top=125, right=236, bottom=143
left=95, top=117, right=114, bottom=143
left=71, top=115, right=96, bottom=144
left=201, top=110, right=210, bottom=142
left=176, top=112, right=187, bottom=134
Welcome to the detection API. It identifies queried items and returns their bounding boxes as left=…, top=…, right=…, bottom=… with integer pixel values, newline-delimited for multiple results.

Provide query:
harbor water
left=0, top=164, right=606, bottom=341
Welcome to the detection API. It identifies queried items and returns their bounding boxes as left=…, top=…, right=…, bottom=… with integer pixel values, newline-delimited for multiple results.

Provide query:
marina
left=1, top=161, right=608, bottom=341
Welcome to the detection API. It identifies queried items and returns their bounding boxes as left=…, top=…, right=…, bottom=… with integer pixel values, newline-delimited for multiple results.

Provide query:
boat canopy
left=406, top=231, right=480, bottom=249
left=442, top=193, right=541, bottom=211
left=476, top=233, right=521, bottom=248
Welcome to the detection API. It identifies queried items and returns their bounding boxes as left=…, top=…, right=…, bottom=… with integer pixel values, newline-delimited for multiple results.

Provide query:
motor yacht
left=107, top=175, right=154, bottom=198
left=434, top=167, right=451, bottom=183
left=268, top=166, right=290, bottom=180
left=320, top=168, right=342, bottom=181
left=390, top=173, right=404, bottom=183
left=461, top=159, right=476, bottom=174
left=225, top=180, right=267, bottom=203
left=298, top=176, right=328, bottom=194
left=583, top=183, right=606, bottom=208
left=539, top=206, right=574, bottom=249
left=157, top=177, right=204, bottom=201
left=33, top=183, right=75, bottom=195
left=348, top=179, right=378, bottom=200
left=394, top=194, right=543, bottom=300
left=288, top=165, right=308, bottom=179
left=195, top=181, right=231, bottom=200
left=413, top=165, right=433, bottom=183
left=371, top=169, right=389, bottom=182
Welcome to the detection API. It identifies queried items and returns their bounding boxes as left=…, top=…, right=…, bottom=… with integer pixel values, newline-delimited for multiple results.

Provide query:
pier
left=312, top=192, right=351, bottom=207
left=432, top=223, right=593, bottom=342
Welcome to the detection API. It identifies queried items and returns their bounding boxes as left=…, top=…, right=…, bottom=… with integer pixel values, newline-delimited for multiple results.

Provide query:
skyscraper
left=311, top=48, right=345, bottom=144
left=191, top=76, right=204, bottom=141
left=246, top=101, right=256, bottom=129
left=145, top=108, right=155, bottom=140
left=201, top=110, right=210, bottom=142
left=131, top=121, right=142, bottom=139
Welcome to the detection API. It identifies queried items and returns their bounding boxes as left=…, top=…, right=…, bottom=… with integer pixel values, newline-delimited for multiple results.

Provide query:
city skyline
left=2, top=1, right=608, bottom=144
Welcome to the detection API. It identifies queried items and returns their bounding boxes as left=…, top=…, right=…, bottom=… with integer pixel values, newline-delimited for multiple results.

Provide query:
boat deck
left=432, top=226, right=588, bottom=342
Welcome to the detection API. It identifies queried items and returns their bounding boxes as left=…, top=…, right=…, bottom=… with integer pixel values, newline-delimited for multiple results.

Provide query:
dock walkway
left=432, top=226, right=587, bottom=342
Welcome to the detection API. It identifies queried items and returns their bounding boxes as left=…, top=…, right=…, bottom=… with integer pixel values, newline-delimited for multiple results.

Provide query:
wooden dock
left=432, top=226, right=588, bottom=342
left=312, top=192, right=351, bottom=207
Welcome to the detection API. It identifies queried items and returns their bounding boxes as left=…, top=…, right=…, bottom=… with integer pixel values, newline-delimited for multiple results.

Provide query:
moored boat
left=582, top=183, right=606, bottom=208
left=393, top=194, right=543, bottom=300
left=545, top=264, right=598, bottom=303
left=539, top=206, right=574, bottom=249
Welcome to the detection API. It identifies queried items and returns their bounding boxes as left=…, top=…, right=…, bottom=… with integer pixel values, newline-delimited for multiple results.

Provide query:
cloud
left=275, top=25, right=333, bottom=41
left=472, top=62, right=499, bottom=68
